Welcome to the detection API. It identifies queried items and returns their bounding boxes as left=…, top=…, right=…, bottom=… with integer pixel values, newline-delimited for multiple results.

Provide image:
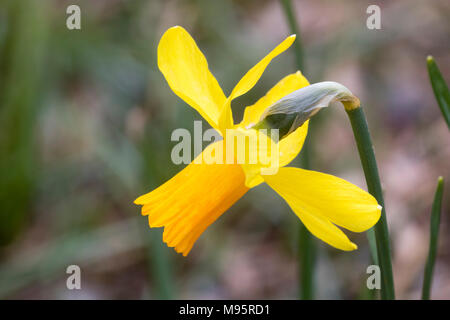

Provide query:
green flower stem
left=280, top=0, right=305, bottom=71
left=139, top=195, right=174, bottom=300
left=140, top=135, right=175, bottom=299
left=427, top=56, right=450, bottom=128
left=280, top=0, right=315, bottom=300
left=0, top=0, right=47, bottom=245
left=422, top=177, right=444, bottom=300
left=297, top=138, right=316, bottom=300
left=366, top=228, right=379, bottom=265
left=298, top=211, right=316, bottom=300
left=345, top=106, right=395, bottom=300
left=149, top=230, right=174, bottom=299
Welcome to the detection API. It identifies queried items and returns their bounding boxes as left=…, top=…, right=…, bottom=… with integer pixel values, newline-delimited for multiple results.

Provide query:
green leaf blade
left=427, top=56, right=450, bottom=128
left=422, top=176, right=444, bottom=300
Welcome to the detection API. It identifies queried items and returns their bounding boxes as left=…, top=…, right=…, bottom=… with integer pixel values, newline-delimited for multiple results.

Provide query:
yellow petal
left=240, top=71, right=309, bottom=127
left=135, top=141, right=248, bottom=256
left=217, top=35, right=296, bottom=129
left=264, top=167, right=382, bottom=250
left=292, top=206, right=357, bottom=251
left=230, top=35, right=296, bottom=101
left=223, top=128, right=279, bottom=188
left=237, top=72, right=310, bottom=181
left=241, top=72, right=311, bottom=168
left=157, top=26, right=228, bottom=131
left=278, top=120, right=308, bottom=167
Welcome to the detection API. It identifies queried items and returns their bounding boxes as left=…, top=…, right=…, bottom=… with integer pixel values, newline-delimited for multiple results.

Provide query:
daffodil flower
left=134, top=26, right=381, bottom=256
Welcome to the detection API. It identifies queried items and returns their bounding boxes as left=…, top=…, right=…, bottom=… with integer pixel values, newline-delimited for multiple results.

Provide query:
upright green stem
left=140, top=134, right=175, bottom=299
left=297, top=138, right=316, bottom=300
left=422, top=177, right=444, bottom=300
left=280, top=0, right=305, bottom=71
left=298, top=207, right=316, bottom=300
left=345, top=106, right=395, bottom=300
left=148, top=230, right=174, bottom=299
left=0, top=0, right=47, bottom=245
left=280, top=0, right=315, bottom=300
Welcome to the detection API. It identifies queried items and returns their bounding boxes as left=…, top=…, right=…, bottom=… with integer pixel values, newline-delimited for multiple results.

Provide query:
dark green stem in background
left=0, top=0, right=47, bottom=245
left=280, top=0, right=305, bottom=71
left=140, top=129, right=175, bottom=299
left=148, top=230, right=174, bottom=299
left=346, top=106, right=395, bottom=300
left=422, top=177, right=444, bottom=300
left=297, top=138, right=316, bottom=300
left=298, top=197, right=316, bottom=299
left=280, top=0, right=315, bottom=300
left=427, top=56, right=450, bottom=129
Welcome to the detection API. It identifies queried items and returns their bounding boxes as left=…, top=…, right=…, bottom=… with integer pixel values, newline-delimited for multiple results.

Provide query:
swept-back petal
left=264, top=167, right=381, bottom=250
left=158, top=26, right=228, bottom=131
left=217, top=35, right=296, bottom=129
left=239, top=71, right=310, bottom=167
left=229, top=35, right=296, bottom=101
left=278, top=121, right=308, bottom=167
left=135, top=142, right=248, bottom=256
left=240, top=71, right=309, bottom=127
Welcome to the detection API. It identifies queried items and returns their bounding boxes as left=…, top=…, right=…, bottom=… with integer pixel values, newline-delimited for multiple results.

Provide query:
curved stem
left=345, top=106, right=395, bottom=300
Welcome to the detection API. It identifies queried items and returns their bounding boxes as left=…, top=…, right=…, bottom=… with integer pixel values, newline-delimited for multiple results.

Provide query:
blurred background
left=0, top=0, right=448, bottom=299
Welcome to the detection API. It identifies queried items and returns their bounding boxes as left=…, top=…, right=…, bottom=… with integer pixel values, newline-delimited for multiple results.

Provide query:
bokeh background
left=0, top=0, right=449, bottom=299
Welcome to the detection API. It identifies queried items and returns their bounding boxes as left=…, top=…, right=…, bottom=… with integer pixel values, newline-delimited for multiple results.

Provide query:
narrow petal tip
left=134, top=195, right=147, bottom=205
left=169, top=25, right=182, bottom=31
left=341, top=241, right=358, bottom=251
